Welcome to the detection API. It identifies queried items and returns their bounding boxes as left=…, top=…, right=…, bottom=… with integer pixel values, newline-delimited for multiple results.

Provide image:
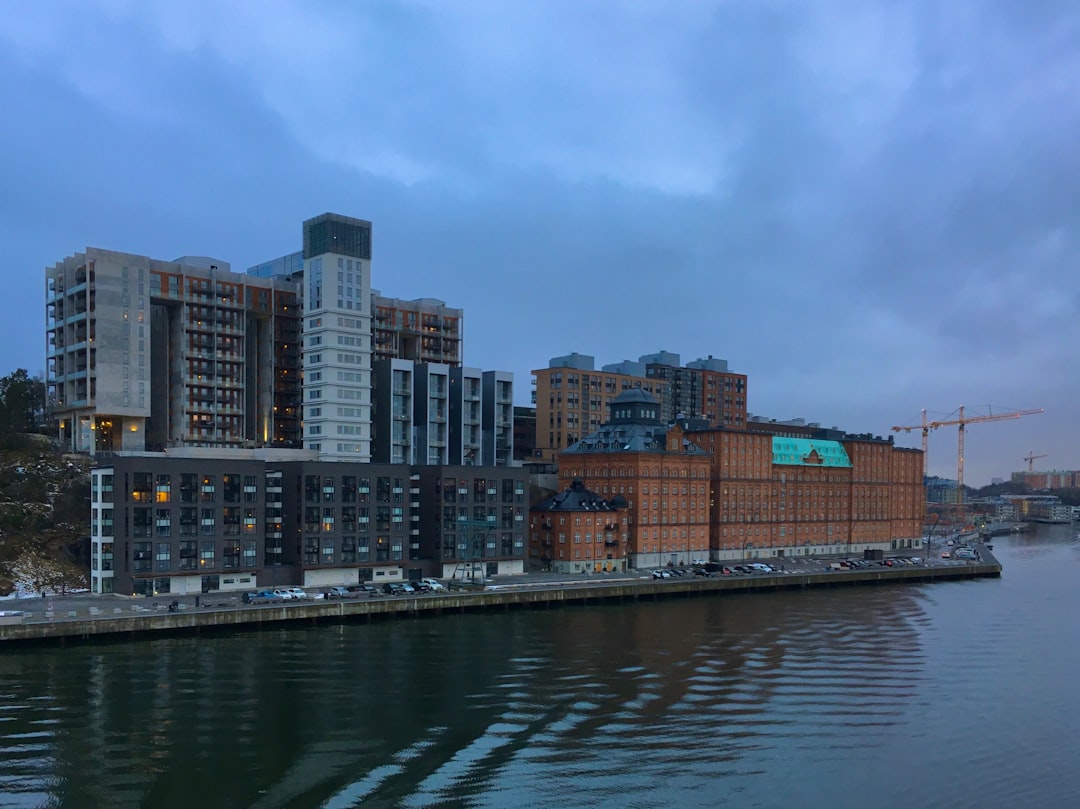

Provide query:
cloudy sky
left=3, top=0, right=1077, bottom=485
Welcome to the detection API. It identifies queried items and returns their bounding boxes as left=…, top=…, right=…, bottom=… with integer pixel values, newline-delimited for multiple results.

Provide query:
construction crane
left=892, top=406, right=1044, bottom=504
left=1023, top=452, right=1048, bottom=473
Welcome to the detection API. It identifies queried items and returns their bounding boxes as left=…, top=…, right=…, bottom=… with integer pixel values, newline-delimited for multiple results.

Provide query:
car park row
left=242, top=578, right=448, bottom=604
left=649, top=556, right=929, bottom=582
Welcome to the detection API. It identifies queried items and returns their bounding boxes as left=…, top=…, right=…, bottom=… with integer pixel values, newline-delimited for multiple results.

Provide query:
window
left=132, top=507, right=152, bottom=538
left=179, top=540, right=197, bottom=570
left=223, top=474, right=241, bottom=503
left=133, top=541, right=152, bottom=572
left=132, top=472, right=152, bottom=503
left=223, top=507, right=240, bottom=535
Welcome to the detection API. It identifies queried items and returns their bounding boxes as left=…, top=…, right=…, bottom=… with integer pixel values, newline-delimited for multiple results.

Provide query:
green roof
left=771, top=437, right=851, bottom=467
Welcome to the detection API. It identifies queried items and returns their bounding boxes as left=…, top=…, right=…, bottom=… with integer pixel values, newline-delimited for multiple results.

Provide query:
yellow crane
left=892, top=406, right=1044, bottom=504
left=1023, top=452, right=1048, bottom=473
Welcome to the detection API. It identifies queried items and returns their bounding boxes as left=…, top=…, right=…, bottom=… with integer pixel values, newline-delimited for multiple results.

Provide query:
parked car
left=411, top=581, right=432, bottom=593
left=651, top=570, right=671, bottom=579
left=421, top=578, right=447, bottom=591
left=692, top=567, right=711, bottom=577
left=281, top=587, right=310, bottom=600
left=324, top=586, right=350, bottom=599
left=382, top=582, right=406, bottom=595
left=400, top=583, right=417, bottom=594
left=243, top=590, right=283, bottom=604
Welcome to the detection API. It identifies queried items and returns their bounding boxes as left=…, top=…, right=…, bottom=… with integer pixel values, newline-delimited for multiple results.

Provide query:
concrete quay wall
left=0, top=561, right=1001, bottom=646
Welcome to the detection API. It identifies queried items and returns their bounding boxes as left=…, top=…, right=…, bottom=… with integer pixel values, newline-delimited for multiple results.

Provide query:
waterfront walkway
left=0, top=550, right=1001, bottom=646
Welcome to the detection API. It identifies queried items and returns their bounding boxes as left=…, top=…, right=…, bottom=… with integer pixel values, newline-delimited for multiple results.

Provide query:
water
left=2, top=526, right=1078, bottom=809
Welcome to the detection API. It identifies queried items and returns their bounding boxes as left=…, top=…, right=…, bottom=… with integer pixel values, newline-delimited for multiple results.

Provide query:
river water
left=1, top=525, right=1078, bottom=809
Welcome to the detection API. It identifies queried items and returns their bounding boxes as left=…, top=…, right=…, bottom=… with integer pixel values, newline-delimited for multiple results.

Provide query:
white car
left=280, top=587, right=310, bottom=600
left=421, top=578, right=446, bottom=591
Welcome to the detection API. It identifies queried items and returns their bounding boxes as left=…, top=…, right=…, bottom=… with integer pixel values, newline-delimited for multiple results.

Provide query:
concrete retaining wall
left=0, top=562, right=1001, bottom=646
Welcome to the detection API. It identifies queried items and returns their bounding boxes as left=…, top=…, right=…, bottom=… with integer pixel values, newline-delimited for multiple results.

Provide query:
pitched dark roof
left=531, top=479, right=623, bottom=513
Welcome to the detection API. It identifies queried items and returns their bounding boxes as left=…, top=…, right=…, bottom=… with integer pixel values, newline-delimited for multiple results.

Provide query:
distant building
left=1010, top=470, right=1080, bottom=490
left=532, top=351, right=746, bottom=462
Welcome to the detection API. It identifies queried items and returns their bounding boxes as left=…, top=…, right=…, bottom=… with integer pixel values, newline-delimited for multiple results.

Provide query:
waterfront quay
left=0, top=551, right=1001, bottom=646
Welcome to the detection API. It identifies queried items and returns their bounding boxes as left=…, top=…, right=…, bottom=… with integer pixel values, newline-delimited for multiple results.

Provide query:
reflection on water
left=1, top=525, right=1078, bottom=809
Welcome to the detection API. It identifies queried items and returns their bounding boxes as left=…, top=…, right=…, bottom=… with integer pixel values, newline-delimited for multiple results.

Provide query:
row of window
left=116, top=472, right=261, bottom=505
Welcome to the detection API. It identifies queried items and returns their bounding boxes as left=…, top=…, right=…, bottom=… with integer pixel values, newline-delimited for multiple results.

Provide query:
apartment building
left=370, top=361, right=513, bottom=467
left=532, top=351, right=747, bottom=462
left=482, top=370, right=514, bottom=466
left=298, top=213, right=374, bottom=461
left=557, top=389, right=713, bottom=570
left=449, top=366, right=484, bottom=465
left=372, top=295, right=462, bottom=366
left=90, top=452, right=532, bottom=596
left=415, top=465, right=530, bottom=580
left=1010, top=470, right=1080, bottom=490
left=46, top=250, right=300, bottom=455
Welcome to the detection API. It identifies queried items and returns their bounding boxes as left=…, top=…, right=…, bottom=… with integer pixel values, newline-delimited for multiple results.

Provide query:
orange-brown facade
left=528, top=505, right=629, bottom=574
left=533, top=366, right=667, bottom=462
left=687, top=428, right=924, bottom=560
left=557, top=425, right=713, bottom=569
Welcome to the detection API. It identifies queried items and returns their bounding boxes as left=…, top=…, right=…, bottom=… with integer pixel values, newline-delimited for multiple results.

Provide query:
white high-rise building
left=300, top=213, right=374, bottom=461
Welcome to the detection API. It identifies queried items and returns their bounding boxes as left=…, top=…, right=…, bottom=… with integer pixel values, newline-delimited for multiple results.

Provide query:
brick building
left=529, top=479, right=629, bottom=574
left=556, top=390, right=713, bottom=570
left=685, top=426, right=924, bottom=560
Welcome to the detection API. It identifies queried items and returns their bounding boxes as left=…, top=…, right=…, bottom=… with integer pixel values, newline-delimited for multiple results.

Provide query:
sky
left=2, top=0, right=1078, bottom=487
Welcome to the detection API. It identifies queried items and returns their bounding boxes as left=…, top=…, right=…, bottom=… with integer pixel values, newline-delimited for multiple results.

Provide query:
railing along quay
left=0, top=557, right=1001, bottom=646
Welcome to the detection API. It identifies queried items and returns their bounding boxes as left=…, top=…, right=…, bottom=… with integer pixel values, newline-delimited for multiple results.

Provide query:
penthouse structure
left=46, top=250, right=301, bottom=455
left=372, top=295, right=462, bottom=366
left=532, top=351, right=747, bottom=462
